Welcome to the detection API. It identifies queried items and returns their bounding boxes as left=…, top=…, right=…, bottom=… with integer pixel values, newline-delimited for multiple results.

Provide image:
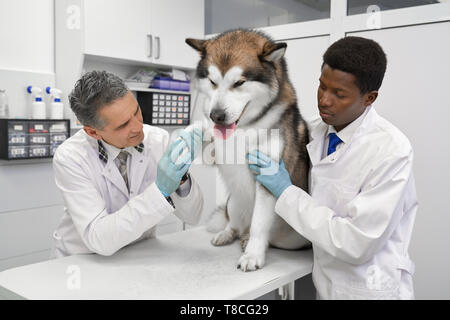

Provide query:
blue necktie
left=327, top=133, right=342, bottom=156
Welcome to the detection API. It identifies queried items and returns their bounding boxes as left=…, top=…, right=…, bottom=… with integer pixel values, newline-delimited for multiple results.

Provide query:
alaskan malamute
left=186, top=29, right=311, bottom=271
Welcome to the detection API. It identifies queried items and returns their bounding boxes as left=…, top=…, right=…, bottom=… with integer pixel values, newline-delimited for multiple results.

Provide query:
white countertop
left=0, top=226, right=312, bottom=300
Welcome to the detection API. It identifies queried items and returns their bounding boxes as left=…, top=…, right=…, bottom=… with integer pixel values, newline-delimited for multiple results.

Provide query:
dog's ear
left=185, top=38, right=207, bottom=53
left=261, top=42, right=287, bottom=62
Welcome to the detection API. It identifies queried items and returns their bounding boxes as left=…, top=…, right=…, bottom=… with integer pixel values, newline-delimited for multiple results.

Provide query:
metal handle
left=155, top=36, right=160, bottom=59
left=147, top=34, right=153, bottom=58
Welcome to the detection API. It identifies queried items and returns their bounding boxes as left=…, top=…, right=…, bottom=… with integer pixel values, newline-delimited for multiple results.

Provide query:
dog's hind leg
left=210, top=185, right=238, bottom=246
left=211, top=189, right=252, bottom=247
left=237, top=183, right=276, bottom=271
left=211, top=223, right=239, bottom=246
left=206, top=192, right=230, bottom=233
left=210, top=194, right=239, bottom=246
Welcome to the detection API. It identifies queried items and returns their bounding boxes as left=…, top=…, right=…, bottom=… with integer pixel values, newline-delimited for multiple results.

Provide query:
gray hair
left=69, top=70, right=128, bottom=129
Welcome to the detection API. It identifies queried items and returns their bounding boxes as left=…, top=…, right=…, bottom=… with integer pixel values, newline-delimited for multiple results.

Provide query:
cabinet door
left=84, top=0, right=152, bottom=62
left=150, top=0, right=204, bottom=69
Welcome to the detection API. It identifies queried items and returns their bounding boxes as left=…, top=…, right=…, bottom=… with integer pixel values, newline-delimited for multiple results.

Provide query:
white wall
left=0, top=0, right=62, bottom=271
left=283, top=36, right=330, bottom=122
left=349, top=21, right=450, bottom=299
left=0, top=0, right=54, bottom=73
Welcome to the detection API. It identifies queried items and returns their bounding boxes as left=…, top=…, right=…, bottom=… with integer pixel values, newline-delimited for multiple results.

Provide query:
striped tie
left=117, top=151, right=130, bottom=192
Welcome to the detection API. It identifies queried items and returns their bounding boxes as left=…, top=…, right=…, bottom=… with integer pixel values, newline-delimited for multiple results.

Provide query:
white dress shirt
left=322, top=106, right=370, bottom=160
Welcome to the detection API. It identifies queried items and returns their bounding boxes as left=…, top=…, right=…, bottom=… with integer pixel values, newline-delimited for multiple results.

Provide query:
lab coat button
left=140, top=160, right=143, bottom=163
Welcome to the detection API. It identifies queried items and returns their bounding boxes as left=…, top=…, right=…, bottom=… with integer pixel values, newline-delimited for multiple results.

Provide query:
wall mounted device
left=136, top=91, right=190, bottom=126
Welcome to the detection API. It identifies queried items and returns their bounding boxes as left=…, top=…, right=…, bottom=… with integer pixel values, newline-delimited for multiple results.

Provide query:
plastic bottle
left=46, top=87, right=64, bottom=119
left=27, top=86, right=46, bottom=119
left=0, top=89, right=10, bottom=118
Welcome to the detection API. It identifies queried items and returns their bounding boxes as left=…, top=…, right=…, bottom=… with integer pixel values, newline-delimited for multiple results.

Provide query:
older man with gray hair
left=51, top=70, right=203, bottom=257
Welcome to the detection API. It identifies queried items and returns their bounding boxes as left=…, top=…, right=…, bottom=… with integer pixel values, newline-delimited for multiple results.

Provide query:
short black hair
left=322, top=36, right=387, bottom=94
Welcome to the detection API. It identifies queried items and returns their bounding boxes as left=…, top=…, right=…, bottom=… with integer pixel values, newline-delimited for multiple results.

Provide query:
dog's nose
left=210, top=109, right=227, bottom=124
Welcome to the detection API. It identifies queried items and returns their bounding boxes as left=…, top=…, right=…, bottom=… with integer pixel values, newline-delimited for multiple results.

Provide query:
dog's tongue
left=213, top=123, right=236, bottom=140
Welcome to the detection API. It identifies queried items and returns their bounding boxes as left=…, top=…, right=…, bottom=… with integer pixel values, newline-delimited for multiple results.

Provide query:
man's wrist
left=276, top=182, right=292, bottom=198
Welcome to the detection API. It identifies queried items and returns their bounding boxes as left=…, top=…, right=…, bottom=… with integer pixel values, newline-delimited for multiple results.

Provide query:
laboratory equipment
left=46, top=86, right=64, bottom=119
left=27, top=86, right=46, bottom=119
left=137, top=91, right=190, bottom=126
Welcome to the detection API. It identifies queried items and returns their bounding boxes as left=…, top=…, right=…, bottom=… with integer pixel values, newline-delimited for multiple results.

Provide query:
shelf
left=0, top=158, right=53, bottom=166
left=84, top=53, right=195, bottom=73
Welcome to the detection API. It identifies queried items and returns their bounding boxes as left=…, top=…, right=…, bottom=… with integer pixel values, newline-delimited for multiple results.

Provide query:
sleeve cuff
left=275, top=184, right=306, bottom=217
left=149, top=182, right=176, bottom=213
left=175, top=174, right=191, bottom=198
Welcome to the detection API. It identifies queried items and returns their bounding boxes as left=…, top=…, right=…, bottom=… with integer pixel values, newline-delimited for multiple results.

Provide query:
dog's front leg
left=237, top=183, right=276, bottom=272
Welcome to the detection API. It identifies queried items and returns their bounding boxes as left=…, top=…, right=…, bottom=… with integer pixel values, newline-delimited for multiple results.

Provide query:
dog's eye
left=233, top=80, right=245, bottom=88
left=209, top=78, right=217, bottom=87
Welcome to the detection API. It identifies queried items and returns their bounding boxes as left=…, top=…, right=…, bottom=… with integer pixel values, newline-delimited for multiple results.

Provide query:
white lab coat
left=275, top=107, right=417, bottom=299
left=51, top=124, right=203, bottom=258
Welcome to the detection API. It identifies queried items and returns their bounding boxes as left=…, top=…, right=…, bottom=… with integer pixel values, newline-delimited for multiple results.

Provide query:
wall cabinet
left=150, top=0, right=204, bottom=68
left=84, top=0, right=204, bottom=69
left=56, top=0, right=204, bottom=130
left=84, top=0, right=152, bottom=63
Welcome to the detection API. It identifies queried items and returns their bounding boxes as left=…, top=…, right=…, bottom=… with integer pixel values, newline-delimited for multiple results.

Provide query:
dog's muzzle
left=210, top=108, right=227, bottom=124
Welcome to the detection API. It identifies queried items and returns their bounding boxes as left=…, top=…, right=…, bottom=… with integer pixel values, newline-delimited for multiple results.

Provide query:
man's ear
left=364, top=91, right=378, bottom=106
left=185, top=38, right=207, bottom=53
left=261, top=41, right=287, bottom=63
left=83, top=126, right=102, bottom=140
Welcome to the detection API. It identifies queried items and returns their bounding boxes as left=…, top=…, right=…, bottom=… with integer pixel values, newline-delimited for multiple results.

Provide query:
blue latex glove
left=156, top=128, right=203, bottom=197
left=177, top=128, right=203, bottom=164
left=247, top=150, right=292, bottom=198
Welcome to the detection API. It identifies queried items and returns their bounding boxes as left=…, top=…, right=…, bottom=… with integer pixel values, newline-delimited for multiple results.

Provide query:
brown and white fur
left=186, top=29, right=311, bottom=271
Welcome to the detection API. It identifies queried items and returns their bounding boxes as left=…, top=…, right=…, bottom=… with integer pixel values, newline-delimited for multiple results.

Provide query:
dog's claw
left=237, top=252, right=264, bottom=272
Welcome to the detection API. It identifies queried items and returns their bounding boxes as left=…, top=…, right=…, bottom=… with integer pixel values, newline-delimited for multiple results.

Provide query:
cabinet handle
left=155, top=36, right=160, bottom=59
left=147, top=34, right=153, bottom=58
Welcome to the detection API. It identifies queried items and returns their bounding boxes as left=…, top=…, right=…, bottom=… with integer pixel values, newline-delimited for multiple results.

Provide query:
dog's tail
left=205, top=195, right=229, bottom=233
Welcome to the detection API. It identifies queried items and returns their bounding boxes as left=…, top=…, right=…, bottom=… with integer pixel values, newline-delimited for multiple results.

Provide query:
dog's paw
left=211, top=230, right=236, bottom=246
left=237, top=252, right=265, bottom=272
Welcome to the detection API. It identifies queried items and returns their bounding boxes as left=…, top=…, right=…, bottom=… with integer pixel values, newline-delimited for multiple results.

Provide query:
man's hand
left=178, top=128, right=203, bottom=164
left=247, top=150, right=292, bottom=198
left=156, top=128, right=202, bottom=197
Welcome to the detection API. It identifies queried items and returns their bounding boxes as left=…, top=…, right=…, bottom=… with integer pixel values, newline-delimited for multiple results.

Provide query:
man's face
left=88, top=91, right=144, bottom=149
left=317, top=64, right=377, bottom=132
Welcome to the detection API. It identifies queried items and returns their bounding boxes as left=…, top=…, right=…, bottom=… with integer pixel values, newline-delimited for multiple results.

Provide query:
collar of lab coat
left=100, top=139, right=140, bottom=163
left=98, top=137, right=148, bottom=199
left=307, top=105, right=375, bottom=166
left=325, top=106, right=371, bottom=145
left=80, top=126, right=161, bottom=198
